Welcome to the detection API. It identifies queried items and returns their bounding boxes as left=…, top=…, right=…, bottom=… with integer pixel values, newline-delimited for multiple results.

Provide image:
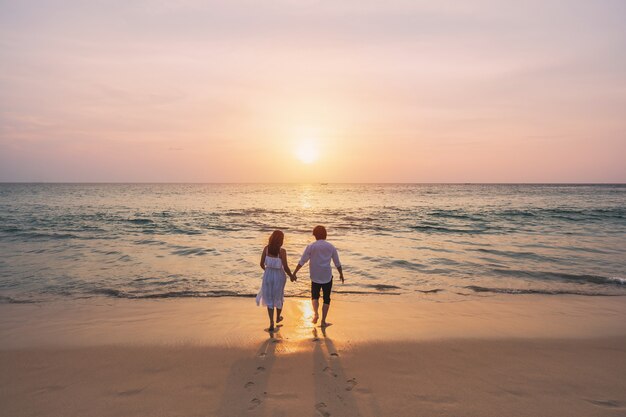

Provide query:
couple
left=256, top=225, right=344, bottom=331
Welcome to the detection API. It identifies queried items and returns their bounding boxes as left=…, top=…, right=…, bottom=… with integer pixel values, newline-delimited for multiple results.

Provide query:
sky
left=1, top=0, right=625, bottom=183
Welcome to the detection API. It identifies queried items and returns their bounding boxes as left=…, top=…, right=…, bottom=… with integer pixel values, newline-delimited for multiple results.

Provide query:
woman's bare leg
left=267, top=307, right=274, bottom=330
left=276, top=307, right=283, bottom=323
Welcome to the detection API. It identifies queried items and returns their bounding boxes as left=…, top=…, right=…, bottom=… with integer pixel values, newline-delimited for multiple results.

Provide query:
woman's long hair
left=267, top=230, right=284, bottom=256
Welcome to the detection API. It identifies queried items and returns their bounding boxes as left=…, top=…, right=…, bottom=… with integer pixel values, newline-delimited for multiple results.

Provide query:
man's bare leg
left=276, top=307, right=283, bottom=323
left=312, top=299, right=319, bottom=324
left=321, top=303, right=330, bottom=327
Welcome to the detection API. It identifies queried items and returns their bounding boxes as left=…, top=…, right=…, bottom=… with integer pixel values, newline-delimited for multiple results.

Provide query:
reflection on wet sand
left=217, top=300, right=381, bottom=416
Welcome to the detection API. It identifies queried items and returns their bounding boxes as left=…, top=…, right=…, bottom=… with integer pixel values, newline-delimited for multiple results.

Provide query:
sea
left=1, top=183, right=625, bottom=303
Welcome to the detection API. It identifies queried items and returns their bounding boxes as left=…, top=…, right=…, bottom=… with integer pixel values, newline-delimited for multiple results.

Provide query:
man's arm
left=332, top=248, right=344, bottom=283
left=336, top=265, right=344, bottom=283
left=292, top=245, right=311, bottom=281
left=292, top=263, right=303, bottom=280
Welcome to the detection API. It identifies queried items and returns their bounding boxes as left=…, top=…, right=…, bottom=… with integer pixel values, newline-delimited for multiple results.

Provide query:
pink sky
left=1, top=0, right=625, bottom=182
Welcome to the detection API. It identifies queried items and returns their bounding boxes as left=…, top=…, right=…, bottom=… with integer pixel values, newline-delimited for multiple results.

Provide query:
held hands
left=290, top=273, right=297, bottom=282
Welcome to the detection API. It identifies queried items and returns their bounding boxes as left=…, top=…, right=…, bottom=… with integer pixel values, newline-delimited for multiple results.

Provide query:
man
left=292, top=225, right=344, bottom=327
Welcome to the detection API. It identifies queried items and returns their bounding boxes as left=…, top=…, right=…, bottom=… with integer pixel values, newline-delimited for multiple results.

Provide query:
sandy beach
left=1, top=295, right=625, bottom=417
left=2, top=0, right=625, bottom=415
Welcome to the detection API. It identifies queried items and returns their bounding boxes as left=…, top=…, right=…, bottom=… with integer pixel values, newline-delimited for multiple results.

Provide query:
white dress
left=256, top=255, right=286, bottom=309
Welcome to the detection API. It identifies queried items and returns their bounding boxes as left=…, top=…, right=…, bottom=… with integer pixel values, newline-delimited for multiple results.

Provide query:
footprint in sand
left=330, top=352, right=339, bottom=357
left=315, top=402, right=331, bottom=417
left=249, top=398, right=261, bottom=410
left=244, top=381, right=254, bottom=389
left=256, top=366, right=265, bottom=373
left=586, top=399, right=624, bottom=409
left=323, top=366, right=338, bottom=377
left=258, top=352, right=266, bottom=357
left=345, top=378, right=357, bottom=391
left=117, top=387, right=145, bottom=396
left=38, top=385, right=65, bottom=393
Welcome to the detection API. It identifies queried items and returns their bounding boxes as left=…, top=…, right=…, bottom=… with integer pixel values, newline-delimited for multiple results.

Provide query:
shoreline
left=1, top=294, right=626, bottom=349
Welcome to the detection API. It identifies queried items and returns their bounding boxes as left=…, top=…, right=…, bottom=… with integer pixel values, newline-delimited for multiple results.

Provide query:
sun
left=294, top=141, right=320, bottom=164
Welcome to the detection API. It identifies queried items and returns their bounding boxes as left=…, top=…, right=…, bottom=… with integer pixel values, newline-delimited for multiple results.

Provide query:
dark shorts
left=311, top=279, right=333, bottom=305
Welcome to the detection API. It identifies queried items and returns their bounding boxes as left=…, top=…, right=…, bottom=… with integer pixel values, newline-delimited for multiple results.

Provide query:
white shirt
left=298, top=239, right=341, bottom=284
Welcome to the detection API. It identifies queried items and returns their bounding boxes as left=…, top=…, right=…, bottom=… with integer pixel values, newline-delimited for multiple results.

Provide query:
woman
left=256, top=230, right=294, bottom=331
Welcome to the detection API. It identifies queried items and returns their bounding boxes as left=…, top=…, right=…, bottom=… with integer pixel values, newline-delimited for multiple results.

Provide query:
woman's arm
left=280, top=249, right=294, bottom=281
left=260, top=246, right=267, bottom=270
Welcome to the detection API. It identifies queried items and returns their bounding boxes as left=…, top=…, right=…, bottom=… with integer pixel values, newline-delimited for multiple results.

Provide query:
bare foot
left=321, top=321, right=332, bottom=328
left=266, top=324, right=275, bottom=332
left=277, top=316, right=284, bottom=323
left=312, top=314, right=319, bottom=324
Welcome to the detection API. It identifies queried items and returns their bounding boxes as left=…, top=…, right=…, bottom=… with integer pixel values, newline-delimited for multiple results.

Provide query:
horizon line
left=1, top=182, right=625, bottom=186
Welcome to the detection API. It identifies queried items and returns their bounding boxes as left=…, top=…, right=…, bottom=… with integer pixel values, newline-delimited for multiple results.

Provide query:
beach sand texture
left=1, top=295, right=625, bottom=417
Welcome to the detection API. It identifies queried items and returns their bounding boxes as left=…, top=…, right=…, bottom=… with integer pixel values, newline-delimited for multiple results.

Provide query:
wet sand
left=1, top=295, right=625, bottom=416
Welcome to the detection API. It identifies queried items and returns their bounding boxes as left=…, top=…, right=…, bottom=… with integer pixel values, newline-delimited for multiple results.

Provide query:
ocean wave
left=136, top=290, right=256, bottom=299
left=168, top=227, right=204, bottom=235
left=0, top=295, right=38, bottom=304
left=4, top=204, right=622, bottom=241
left=416, top=206, right=625, bottom=225
left=91, top=288, right=256, bottom=299
left=427, top=210, right=476, bottom=220
left=126, top=218, right=154, bottom=225
left=223, top=208, right=287, bottom=217
left=333, top=290, right=400, bottom=295
left=492, top=269, right=626, bottom=286
left=170, top=247, right=215, bottom=256
left=14, top=231, right=80, bottom=240
left=384, top=259, right=426, bottom=271
left=91, top=288, right=124, bottom=297
left=464, top=285, right=623, bottom=297
left=135, top=239, right=167, bottom=245
left=131, top=276, right=184, bottom=285
left=87, top=287, right=404, bottom=299
left=367, top=284, right=401, bottom=291
left=499, top=207, right=625, bottom=221
left=474, top=248, right=555, bottom=262
left=607, top=277, right=626, bottom=285
left=498, top=209, right=537, bottom=218
left=417, top=288, right=443, bottom=294
left=410, top=225, right=487, bottom=234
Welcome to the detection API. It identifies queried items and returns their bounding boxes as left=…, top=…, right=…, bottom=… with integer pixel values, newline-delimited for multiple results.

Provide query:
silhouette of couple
left=255, top=225, right=344, bottom=331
